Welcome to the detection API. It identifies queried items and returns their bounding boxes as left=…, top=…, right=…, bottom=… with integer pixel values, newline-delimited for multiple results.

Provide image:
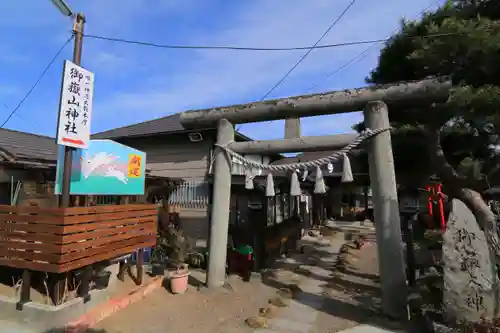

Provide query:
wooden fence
left=0, top=204, right=157, bottom=273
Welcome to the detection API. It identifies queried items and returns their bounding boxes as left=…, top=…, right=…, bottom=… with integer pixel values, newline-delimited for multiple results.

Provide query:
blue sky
left=0, top=0, right=442, bottom=140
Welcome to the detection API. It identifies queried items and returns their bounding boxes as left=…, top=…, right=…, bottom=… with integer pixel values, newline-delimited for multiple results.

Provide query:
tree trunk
left=427, top=128, right=500, bottom=316
left=454, top=188, right=500, bottom=263
left=427, top=129, right=500, bottom=258
left=427, top=129, right=498, bottom=248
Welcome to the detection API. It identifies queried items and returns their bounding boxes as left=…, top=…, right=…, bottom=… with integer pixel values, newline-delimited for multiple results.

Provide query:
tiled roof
left=2, top=111, right=254, bottom=164
left=0, top=128, right=57, bottom=162
left=91, top=113, right=186, bottom=139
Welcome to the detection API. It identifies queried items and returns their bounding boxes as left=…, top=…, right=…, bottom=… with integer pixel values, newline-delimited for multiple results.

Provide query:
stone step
left=336, top=324, right=403, bottom=333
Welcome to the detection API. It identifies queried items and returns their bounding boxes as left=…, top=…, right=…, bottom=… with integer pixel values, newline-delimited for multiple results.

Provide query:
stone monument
left=442, top=198, right=499, bottom=323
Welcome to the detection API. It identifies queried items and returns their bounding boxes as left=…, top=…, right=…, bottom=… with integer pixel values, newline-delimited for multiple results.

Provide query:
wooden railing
left=0, top=204, right=157, bottom=273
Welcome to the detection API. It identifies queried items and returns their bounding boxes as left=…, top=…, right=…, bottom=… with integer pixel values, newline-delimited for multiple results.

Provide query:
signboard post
left=56, top=13, right=87, bottom=208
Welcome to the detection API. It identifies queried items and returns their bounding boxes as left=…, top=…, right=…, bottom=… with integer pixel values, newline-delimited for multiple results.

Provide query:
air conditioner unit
left=188, top=132, right=203, bottom=142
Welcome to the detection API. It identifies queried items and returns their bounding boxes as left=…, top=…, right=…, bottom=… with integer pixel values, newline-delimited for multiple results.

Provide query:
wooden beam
left=17, top=269, right=31, bottom=310
left=78, top=266, right=92, bottom=303
left=228, top=133, right=359, bottom=154
left=180, top=79, right=451, bottom=128
left=136, top=248, right=144, bottom=285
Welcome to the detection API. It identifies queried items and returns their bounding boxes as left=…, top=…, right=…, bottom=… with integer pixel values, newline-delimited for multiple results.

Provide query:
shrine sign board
left=56, top=60, right=94, bottom=149
left=54, top=140, right=146, bottom=195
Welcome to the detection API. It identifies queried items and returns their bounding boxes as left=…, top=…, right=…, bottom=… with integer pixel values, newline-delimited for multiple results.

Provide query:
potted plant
left=150, top=241, right=167, bottom=276
left=162, top=224, right=191, bottom=294
left=94, top=267, right=112, bottom=290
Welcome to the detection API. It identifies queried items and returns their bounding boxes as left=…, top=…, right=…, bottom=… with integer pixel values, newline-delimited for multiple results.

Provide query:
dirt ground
left=91, top=231, right=408, bottom=333
left=95, top=269, right=277, bottom=333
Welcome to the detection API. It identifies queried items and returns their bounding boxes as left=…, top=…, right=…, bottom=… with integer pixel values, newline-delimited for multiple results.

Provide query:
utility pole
left=60, top=12, right=85, bottom=208
left=49, top=0, right=88, bottom=304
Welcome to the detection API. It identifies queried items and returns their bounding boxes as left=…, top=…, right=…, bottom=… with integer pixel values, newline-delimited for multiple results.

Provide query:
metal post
left=60, top=13, right=85, bottom=208
left=206, top=119, right=234, bottom=288
left=364, top=100, right=407, bottom=319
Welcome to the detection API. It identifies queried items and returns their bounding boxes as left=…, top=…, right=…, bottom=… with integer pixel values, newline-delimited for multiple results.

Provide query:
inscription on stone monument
left=442, top=199, right=498, bottom=322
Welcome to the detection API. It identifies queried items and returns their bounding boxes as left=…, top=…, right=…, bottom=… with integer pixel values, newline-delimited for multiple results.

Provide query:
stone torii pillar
left=364, top=101, right=407, bottom=318
left=206, top=119, right=234, bottom=288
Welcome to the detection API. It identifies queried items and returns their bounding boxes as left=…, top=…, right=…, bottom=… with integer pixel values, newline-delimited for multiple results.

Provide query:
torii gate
left=180, top=79, right=451, bottom=319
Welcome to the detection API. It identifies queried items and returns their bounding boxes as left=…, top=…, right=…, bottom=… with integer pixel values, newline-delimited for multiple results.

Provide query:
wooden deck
left=0, top=204, right=157, bottom=273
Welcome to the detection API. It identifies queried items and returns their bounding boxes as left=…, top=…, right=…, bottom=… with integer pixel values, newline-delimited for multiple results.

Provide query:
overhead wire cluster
left=1, top=0, right=446, bottom=128
left=0, top=35, right=74, bottom=128
left=258, top=0, right=358, bottom=102
left=306, top=0, right=442, bottom=93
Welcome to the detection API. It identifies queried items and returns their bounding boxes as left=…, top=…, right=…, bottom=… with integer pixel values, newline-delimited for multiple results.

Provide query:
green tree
left=361, top=0, right=500, bottom=258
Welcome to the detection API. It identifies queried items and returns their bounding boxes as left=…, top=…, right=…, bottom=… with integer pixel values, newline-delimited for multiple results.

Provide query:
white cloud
left=0, top=84, right=20, bottom=97
left=87, top=51, right=128, bottom=72
left=0, top=45, right=31, bottom=64
left=84, top=0, right=199, bottom=31
left=91, top=0, right=437, bottom=139
left=0, top=1, right=59, bottom=28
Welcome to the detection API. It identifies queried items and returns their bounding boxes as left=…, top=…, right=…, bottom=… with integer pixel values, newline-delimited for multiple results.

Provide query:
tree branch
left=427, top=128, right=465, bottom=185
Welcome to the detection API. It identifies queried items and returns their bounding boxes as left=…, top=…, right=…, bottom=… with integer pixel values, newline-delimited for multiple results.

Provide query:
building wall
left=119, top=131, right=275, bottom=249
left=0, top=165, right=57, bottom=207
left=119, top=132, right=215, bottom=248
left=120, top=132, right=214, bottom=181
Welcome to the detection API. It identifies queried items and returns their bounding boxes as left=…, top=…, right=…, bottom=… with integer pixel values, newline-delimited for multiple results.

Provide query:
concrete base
left=0, top=288, right=111, bottom=333
left=106, top=262, right=121, bottom=291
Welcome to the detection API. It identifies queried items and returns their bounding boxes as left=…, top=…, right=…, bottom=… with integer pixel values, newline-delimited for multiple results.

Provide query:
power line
left=1, top=101, right=27, bottom=122
left=306, top=42, right=380, bottom=93
left=235, top=0, right=358, bottom=133
left=258, top=0, right=358, bottom=102
left=83, top=31, right=463, bottom=53
left=306, top=0, right=442, bottom=93
left=0, top=35, right=74, bottom=128
left=84, top=32, right=388, bottom=52
left=84, top=33, right=372, bottom=51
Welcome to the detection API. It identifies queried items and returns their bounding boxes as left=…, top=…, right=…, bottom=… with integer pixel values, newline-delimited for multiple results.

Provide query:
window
left=230, top=195, right=238, bottom=226
left=96, top=196, right=120, bottom=205
left=266, top=197, right=275, bottom=226
left=283, top=193, right=289, bottom=219
left=275, top=194, right=283, bottom=224
left=291, top=196, right=296, bottom=217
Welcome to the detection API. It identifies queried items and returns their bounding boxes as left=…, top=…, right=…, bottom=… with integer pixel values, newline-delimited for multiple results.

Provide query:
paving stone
left=294, top=291, right=324, bottom=310
left=336, top=324, right=400, bottom=333
left=267, top=317, right=313, bottom=332
left=280, top=304, right=317, bottom=324
left=298, top=280, right=323, bottom=292
left=253, top=329, right=287, bottom=333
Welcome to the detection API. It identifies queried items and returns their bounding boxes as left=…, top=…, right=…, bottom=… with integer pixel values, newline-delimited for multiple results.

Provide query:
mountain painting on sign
left=54, top=139, right=147, bottom=195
